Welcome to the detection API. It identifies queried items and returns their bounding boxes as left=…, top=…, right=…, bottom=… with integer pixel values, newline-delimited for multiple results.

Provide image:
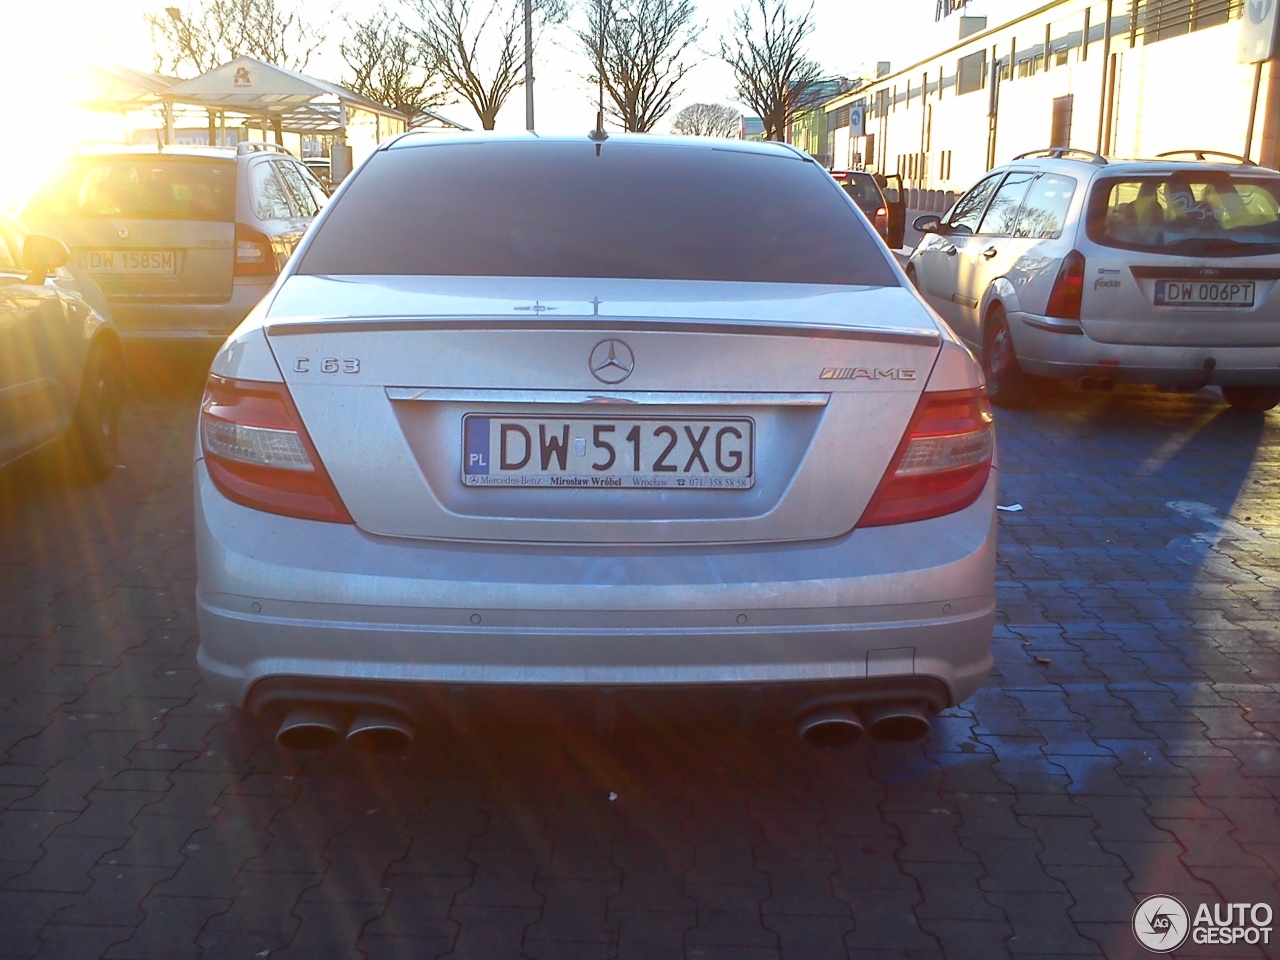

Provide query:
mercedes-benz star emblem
left=589, top=339, right=635, bottom=385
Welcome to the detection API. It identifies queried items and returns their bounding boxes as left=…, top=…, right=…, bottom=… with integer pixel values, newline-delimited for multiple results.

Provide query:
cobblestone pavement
left=1, top=362, right=1278, bottom=960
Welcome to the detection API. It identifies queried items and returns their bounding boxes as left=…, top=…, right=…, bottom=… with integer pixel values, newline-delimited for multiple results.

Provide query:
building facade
left=814, top=0, right=1277, bottom=193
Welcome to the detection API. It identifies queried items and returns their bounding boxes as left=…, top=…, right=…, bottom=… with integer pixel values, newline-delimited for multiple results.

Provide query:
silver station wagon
left=23, top=143, right=327, bottom=350
left=193, top=133, right=997, bottom=753
left=908, top=149, right=1280, bottom=411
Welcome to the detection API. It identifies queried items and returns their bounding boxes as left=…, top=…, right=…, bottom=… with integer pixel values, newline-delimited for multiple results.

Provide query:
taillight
left=200, top=375, right=352, bottom=523
left=859, top=388, right=994, bottom=527
left=234, top=224, right=278, bottom=277
left=875, top=206, right=889, bottom=236
left=1045, top=250, right=1085, bottom=320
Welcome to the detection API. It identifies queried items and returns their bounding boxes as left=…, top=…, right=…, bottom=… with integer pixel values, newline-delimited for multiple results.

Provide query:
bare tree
left=407, top=0, right=566, bottom=131
left=147, top=0, right=326, bottom=144
left=719, top=0, right=825, bottom=142
left=576, top=0, right=702, bottom=133
left=342, top=5, right=444, bottom=120
left=671, top=102, right=741, bottom=137
left=147, top=0, right=326, bottom=75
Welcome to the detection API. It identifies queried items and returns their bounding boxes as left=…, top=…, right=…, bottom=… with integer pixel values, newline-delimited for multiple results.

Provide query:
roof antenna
left=588, top=0, right=608, bottom=152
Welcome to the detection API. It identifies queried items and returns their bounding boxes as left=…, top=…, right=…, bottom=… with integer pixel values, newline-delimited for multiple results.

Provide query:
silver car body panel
left=195, top=463, right=997, bottom=706
left=247, top=276, right=948, bottom=544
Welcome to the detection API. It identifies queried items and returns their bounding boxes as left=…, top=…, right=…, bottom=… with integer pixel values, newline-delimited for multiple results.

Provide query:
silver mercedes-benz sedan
left=194, top=132, right=997, bottom=753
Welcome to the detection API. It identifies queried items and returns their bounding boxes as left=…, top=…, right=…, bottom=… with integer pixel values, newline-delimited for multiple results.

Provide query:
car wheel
left=1221, top=385, right=1280, bottom=413
left=72, top=343, right=124, bottom=481
left=982, top=306, right=1035, bottom=407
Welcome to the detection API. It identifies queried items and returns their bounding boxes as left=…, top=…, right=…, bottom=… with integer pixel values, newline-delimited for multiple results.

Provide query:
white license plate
left=462, top=415, right=755, bottom=489
left=83, top=249, right=176, bottom=275
left=1153, top=280, right=1255, bottom=308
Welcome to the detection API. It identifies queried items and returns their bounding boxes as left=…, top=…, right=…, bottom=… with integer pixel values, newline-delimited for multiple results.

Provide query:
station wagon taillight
left=200, top=375, right=352, bottom=523
left=859, top=388, right=994, bottom=527
left=234, top=224, right=278, bottom=277
left=1045, top=250, right=1086, bottom=320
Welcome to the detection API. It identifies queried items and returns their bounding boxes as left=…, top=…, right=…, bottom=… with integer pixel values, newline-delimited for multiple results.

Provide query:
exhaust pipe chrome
left=345, top=710, right=414, bottom=754
left=1076, top=376, right=1098, bottom=392
left=862, top=701, right=932, bottom=743
left=797, top=706, right=866, bottom=748
left=276, top=704, right=345, bottom=751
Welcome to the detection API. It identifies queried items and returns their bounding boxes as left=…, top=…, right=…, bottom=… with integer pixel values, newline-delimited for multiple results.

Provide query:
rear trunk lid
left=1079, top=169, right=1280, bottom=346
left=24, top=155, right=237, bottom=313
left=262, top=276, right=943, bottom=544
left=1080, top=254, right=1280, bottom=347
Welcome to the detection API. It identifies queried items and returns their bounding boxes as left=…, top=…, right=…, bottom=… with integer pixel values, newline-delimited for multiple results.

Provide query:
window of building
left=1050, top=95, right=1074, bottom=148
left=1141, top=0, right=1238, bottom=44
left=957, top=51, right=986, bottom=95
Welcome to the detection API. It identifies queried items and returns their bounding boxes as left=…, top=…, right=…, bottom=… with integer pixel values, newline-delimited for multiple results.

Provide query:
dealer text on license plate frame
left=1153, top=279, right=1255, bottom=308
left=462, top=414, right=755, bottom=489
left=83, top=249, right=176, bottom=275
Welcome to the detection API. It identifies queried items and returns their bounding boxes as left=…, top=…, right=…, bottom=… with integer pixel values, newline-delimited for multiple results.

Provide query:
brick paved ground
left=1, top=362, right=1277, bottom=960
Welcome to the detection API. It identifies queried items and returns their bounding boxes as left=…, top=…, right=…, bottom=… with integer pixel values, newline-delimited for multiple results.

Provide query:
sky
left=0, top=0, right=1022, bottom=210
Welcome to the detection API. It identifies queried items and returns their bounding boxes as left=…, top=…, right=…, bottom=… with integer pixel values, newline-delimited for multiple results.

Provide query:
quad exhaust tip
left=345, top=710, right=415, bottom=754
left=274, top=704, right=415, bottom=753
left=797, top=706, right=866, bottom=748
left=797, top=700, right=933, bottom=748
left=860, top=701, right=932, bottom=743
left=275, top=704, right=345, bottom=751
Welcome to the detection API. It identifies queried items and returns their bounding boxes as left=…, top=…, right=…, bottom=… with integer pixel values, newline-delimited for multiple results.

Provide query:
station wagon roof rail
left=1153, top=149, right=1258, bottom=166
left=237, top=141, right=297, bottom=157
left=1011, top=147, right=1108, bottom=165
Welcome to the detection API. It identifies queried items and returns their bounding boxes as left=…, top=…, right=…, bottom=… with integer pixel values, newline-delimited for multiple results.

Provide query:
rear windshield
left=297, top=141, right=896, bottom=285
left=25, top=156, right=236, bottom=222
left=1087, top=173, right=1280, bottom=256
left=839, top=175, right=882, bottom=207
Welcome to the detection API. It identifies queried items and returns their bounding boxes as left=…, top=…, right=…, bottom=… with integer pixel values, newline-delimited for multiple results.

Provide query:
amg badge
left=820, top=367, right=917, bottom=381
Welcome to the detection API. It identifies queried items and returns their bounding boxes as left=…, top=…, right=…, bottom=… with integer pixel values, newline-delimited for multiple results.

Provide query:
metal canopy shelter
left=78, top=65, right=180, bottom=113
left=160, top=56, right=404, bottom=136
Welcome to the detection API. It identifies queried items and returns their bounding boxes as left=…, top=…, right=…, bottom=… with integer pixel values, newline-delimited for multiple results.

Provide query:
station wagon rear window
left=1088, top=174, right=1280, bottom=256
left=26, top=157, right=236, bottom=223
left=297, top=141, right=897, bottom=286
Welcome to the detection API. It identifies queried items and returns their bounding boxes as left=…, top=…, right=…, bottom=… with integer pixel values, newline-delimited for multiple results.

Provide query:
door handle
left=943, top=244, right=957, bottom=257
left=982, top=246, right=998, bottom=259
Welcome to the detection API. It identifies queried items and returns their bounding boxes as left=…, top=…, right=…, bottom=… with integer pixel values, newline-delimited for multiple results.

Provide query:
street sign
left=1239, top=0, right=1280, bottom=63
left=849, top=106, right=865, bottom=138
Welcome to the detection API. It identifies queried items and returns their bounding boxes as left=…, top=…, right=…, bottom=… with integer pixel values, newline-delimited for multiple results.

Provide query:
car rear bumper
left=107, top=278, right=274, bottom=342
left=194, top=463, right=997, bottom=716
left=1011, top=310, right=1280, bottom=385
